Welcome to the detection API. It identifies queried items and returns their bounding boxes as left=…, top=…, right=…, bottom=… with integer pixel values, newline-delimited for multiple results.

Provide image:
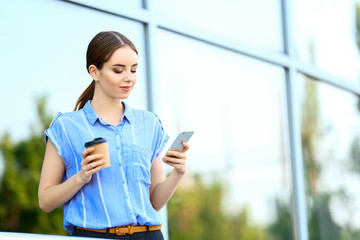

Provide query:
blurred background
left=1, top=0, right=360, bottom=239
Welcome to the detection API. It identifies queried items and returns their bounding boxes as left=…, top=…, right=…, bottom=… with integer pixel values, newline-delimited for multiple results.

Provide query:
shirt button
left=122, top=180, right=126, bottom=184
left=116, top=146, right=120, bottom=150
left=125, top=196, right=129, bottom=199
left=115, top=132, right=118, bottom=135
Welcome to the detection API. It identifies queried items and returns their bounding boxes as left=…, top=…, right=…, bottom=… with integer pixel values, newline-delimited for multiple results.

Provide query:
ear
left=88, top=65, right=100, bottom=81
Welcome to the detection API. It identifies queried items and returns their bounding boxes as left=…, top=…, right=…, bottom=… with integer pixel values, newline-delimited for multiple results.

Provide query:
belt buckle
left=115, top=226, right=126, bottom=236
left=115, top=225, right=135, bottom=236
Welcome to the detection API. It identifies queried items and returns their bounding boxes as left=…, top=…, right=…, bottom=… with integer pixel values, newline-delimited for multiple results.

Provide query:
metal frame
left=143, top=0, right=160, bottom=113
left=62, top=0, right=150, bottom=23
left=63, top=0, right=360, bottom=95
left=281, top=0, right=309, bottom=239
left=142, top=2, right=170, bottom=239
left=58, top=1, right=360, bottom=240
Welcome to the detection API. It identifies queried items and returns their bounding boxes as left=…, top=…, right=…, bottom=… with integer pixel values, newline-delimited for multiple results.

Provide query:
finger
left=83, top=164, right=103, bottom=178
left=163, top=157, right=186, bottom=165
left=86, top=160, right=106, bottom=170
left=163, top=161, right=186, bottom=171
left=163, top=161, right=176, bottom=168
left=82, top=154, right=104, bottom=165
left=82, top=147, right=94, bottom=158
left=90, top=165, right=103, bottom=174
left=181, top=142, right=190, bottom=153
left=82, top=160, right=105, bottom=175
left=166, top=151, right=186, bottom=159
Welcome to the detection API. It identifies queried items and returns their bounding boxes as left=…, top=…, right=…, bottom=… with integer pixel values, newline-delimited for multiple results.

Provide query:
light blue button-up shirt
left=44, top=100, right=169, bottom=234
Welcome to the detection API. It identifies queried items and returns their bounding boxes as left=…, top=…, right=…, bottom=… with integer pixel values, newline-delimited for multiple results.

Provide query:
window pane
left=293, top=0, right=360, bottom=84
left=0, top=0, right=147, bottom=140
left=157, top=30, right=294, bottom=240
left=65, top=0, right=143, bottom=10
left=155, top=0, right=284, bottom=52
left=297, top=74, right=360, bottom=239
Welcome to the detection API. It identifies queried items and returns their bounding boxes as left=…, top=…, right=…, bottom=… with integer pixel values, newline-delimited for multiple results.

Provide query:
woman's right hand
left=78, top=148, right=105, bottom=184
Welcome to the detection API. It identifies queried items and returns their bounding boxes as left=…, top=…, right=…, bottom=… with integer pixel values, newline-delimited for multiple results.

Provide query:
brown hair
left=73, top=31, right=138, bottom=111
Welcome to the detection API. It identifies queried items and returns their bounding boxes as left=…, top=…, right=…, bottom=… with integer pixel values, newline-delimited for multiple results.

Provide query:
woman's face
left=93, top=46, right=138, bottom=100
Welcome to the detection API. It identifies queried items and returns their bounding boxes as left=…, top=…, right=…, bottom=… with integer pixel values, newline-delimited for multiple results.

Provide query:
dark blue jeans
left=72, top=228, right=164, bottom=240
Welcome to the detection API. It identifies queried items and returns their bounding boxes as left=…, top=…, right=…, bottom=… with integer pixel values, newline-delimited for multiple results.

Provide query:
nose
left=124, top=70, right=135, bottom=82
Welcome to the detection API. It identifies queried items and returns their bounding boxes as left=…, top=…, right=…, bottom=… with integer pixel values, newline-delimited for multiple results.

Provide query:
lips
left=120, top=86, right=132, bottom=91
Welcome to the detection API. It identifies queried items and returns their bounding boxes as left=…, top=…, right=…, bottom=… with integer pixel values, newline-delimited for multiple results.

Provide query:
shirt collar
left=83, top=100, right=133, bottom=125
left=122, top=101, right=134, bottom=124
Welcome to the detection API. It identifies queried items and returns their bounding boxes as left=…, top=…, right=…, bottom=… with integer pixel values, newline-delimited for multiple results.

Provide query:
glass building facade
left=1, top=0, right=360, bottom=239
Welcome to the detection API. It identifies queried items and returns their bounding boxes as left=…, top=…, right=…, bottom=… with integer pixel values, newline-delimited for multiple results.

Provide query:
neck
left=91, top=88, right=124, bottom=126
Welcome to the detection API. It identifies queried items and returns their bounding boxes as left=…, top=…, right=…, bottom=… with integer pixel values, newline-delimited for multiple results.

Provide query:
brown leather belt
left=76, top=224, right=161, bottom=236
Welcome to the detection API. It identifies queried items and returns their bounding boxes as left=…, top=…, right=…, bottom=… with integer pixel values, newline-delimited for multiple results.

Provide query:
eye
left=131, top=70, right=137, bottom=73
left=114, top=70, right=123, bottom=74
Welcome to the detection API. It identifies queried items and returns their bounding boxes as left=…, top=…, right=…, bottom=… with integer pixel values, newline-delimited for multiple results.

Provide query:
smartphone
left=164, top=131, right=194, bottom=157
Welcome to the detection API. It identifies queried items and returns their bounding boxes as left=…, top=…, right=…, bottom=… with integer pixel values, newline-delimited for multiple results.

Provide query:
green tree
left=167, top=174, right=266, bottom=240
left=344, top=4, right=360, bottom=238
left=0, top=95, right=66, bottom=235
left=350, top=3, right=360, bottom=176
left=352, top=4, right=360, bottom=175
left=167, top=175, right=227, bottom=240
left=301, top=78, right=321, bottom=197
left=300, top=77, right=343, bottom=240
left=267, top=198, right=293, bottom=240
left=308, top=193, right=341, bottom=240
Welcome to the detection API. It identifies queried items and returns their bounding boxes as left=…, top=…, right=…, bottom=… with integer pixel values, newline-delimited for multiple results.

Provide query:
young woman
left=38, top=31, right=189, bottom=239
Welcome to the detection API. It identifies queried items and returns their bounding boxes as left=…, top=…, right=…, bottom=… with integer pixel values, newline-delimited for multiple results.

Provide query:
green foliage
left=0, top=95, right=67, bottom=235
left=301, top=78, right=321, bottom=197
left=300, top=77, right=360, bottom=239
left=307, top=194, right=341, bottom=240
left=353, top=3, right=360, bottom=181
left=300, top=78, right=341, bottom=240
left=167, top=174, right=293, bottom=240
left=268, top=198, right=293, bottom=240
left=167, top=175, right=226, bottom=240
left=350, top=136, right=360, bottom=175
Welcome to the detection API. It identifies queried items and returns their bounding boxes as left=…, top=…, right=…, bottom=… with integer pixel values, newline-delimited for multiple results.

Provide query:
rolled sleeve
left=151, top=114, right=169, bottom=162
left=44, top=112, right=65, bottom=160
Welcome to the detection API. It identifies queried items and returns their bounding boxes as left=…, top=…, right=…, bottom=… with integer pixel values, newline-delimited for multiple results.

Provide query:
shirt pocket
left=123, top=144, right=152, bottom=186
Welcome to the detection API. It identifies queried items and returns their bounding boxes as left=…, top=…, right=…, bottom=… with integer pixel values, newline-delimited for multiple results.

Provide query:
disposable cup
left=84, top=137, right=110, bottom=168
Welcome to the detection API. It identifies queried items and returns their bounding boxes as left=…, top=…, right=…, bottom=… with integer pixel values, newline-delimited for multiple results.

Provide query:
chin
left=119, top=94, right=131, bottom=100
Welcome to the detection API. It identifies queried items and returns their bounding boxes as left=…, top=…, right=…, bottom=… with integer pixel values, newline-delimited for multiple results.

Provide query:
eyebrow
left=112, top=63, right=138, bottom=67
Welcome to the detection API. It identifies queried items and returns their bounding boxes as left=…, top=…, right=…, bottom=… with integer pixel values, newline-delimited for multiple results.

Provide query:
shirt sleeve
left=151, top=114, right=169, bottom=163
left=44, top=112, right=70, bottom=163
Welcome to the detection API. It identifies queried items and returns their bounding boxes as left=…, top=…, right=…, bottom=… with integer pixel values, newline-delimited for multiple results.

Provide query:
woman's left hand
left=163, top=142, right=190, bottom=175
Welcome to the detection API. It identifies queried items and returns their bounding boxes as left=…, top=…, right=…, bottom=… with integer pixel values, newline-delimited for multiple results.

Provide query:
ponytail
left=73, top=80, right=95, bottom=111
